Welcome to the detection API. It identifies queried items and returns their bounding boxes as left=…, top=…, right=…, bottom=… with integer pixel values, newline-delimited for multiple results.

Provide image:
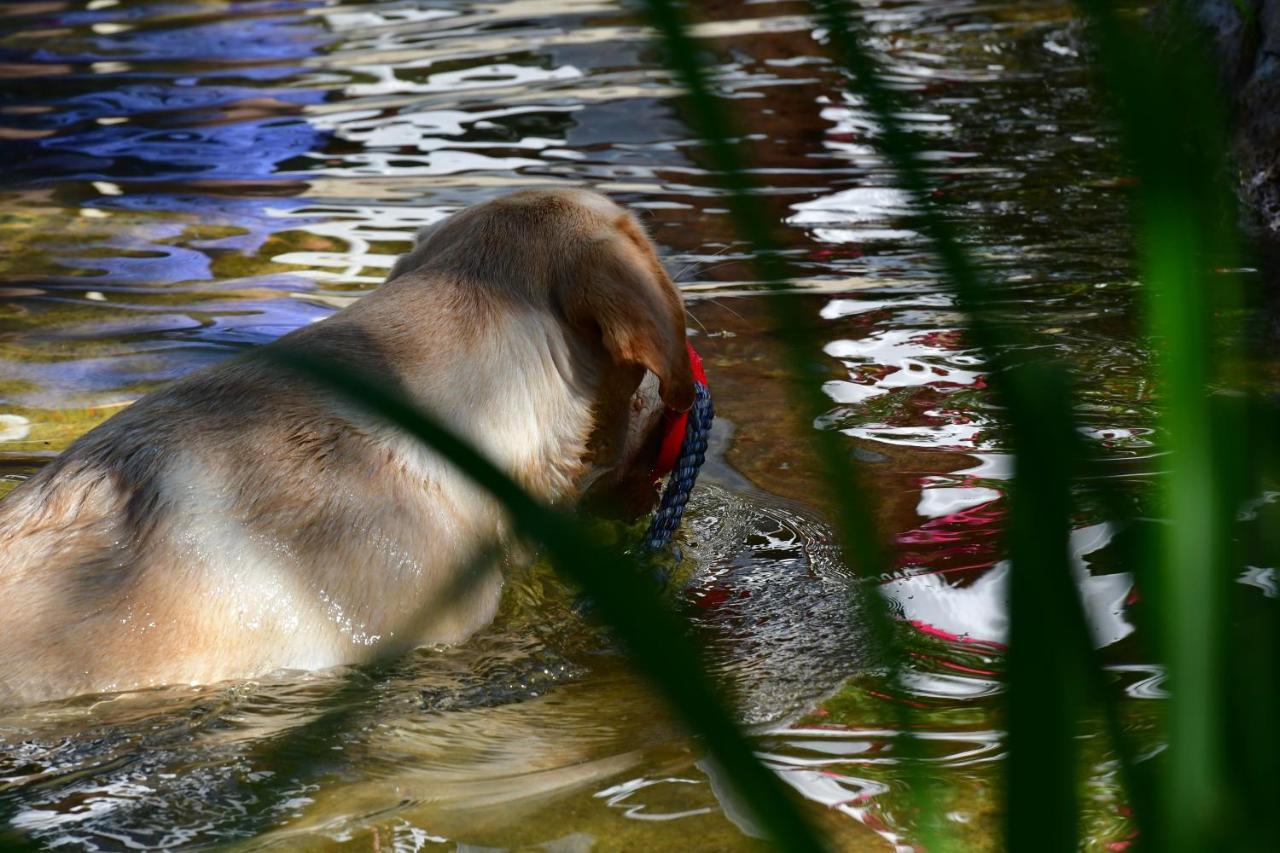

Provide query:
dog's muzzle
left=642, top=343, right=713, bottom=551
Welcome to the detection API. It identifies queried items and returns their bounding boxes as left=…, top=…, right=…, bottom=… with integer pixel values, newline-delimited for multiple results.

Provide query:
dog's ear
left=562, top=218, right=695, bottom=412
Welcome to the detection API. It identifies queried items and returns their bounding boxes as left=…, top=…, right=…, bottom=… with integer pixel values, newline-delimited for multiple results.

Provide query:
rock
left=1183, top=1, right=1280, bottom=236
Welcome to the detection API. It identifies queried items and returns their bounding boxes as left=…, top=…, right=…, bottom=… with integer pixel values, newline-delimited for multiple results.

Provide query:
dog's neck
left=425, top=307, right=599, bottom=503
left=338, top=280, right=604, bottom=509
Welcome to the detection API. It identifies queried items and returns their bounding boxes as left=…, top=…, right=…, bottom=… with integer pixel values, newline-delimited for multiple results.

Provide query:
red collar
left=652, top=342, right=707, bottom=480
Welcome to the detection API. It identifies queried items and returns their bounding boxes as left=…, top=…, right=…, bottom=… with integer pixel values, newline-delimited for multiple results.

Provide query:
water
left=0, top=0, right=1250, bottom=848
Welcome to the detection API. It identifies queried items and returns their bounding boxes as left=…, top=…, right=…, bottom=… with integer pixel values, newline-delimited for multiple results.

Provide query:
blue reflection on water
left=2, top=0, right=332, bottom=184
left=0, top=0, right=338, bottom=408
left=20, top=0, right=328, bottom=62
left=29, top=115, right=325, bottom=181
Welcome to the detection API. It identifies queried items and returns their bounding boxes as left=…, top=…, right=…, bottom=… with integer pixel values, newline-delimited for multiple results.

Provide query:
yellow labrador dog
left=0, top=189, right=694, bottom=706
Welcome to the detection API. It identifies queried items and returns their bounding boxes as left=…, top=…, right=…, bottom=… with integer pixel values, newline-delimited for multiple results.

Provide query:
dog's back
left=0, top=188, right=691, bottom=706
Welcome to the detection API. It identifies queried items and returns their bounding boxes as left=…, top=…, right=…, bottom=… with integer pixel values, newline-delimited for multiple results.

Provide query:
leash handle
left=574, top=360, right=712, bottom=614
left=642, top=378, right=714, bottom=552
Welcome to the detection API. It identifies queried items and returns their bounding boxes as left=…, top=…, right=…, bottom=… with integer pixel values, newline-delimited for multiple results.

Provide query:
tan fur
left=0, top=189, right=693, bottom=706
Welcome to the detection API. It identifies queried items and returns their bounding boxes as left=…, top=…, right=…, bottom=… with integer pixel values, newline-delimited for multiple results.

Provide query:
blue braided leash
left=641, top=381, right=714, bottom=552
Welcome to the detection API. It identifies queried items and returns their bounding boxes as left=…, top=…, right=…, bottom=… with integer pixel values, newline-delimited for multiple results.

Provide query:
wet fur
left=0, top=189, right=693, bottom=706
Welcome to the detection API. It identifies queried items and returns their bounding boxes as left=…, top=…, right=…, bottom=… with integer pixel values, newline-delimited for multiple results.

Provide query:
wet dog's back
left=0, top=189, right=691, bottom=705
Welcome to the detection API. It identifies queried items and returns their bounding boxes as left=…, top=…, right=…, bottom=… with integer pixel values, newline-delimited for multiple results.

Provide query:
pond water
left=0, top=0, right=1247, bottom=849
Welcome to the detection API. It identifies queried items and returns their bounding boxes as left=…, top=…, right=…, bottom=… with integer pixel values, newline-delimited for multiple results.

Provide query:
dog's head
left=388, top=188, right=695, bottom=516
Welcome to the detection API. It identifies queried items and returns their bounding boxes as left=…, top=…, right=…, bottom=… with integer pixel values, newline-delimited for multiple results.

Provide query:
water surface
left=0, top=0, right=1238, bottom=849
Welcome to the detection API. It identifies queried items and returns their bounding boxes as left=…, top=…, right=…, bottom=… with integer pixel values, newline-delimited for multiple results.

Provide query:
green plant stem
left=267, top=349, right=827, bottom=853
left=806, top=0, right=1157, bottom=847
left=1070, top=2, right=1239, bottom=848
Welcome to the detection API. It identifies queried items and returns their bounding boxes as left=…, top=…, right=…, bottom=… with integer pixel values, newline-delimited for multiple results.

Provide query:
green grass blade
left=1070, top=3, right=1241, bottom=847
left=1004, top=365, right=1083, bottom=851
left=635, top=1, right=1139, bottom=847
left=632, top=2, right=926, bottom=836
left=263, top=348, right=827, bottom=852
left=636, top=2, right=890, bottom=588
left=1146, top=215, right=1224, bottom=849
left=634, top=0, right=922, bottom=834
left=798, top=1, right=1174, bottom=847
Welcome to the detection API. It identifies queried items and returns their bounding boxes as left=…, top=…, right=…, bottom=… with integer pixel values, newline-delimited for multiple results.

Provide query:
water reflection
left=0, top=483, right=868, bottom=849
left=0, top=0, right=1158, bottom=848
